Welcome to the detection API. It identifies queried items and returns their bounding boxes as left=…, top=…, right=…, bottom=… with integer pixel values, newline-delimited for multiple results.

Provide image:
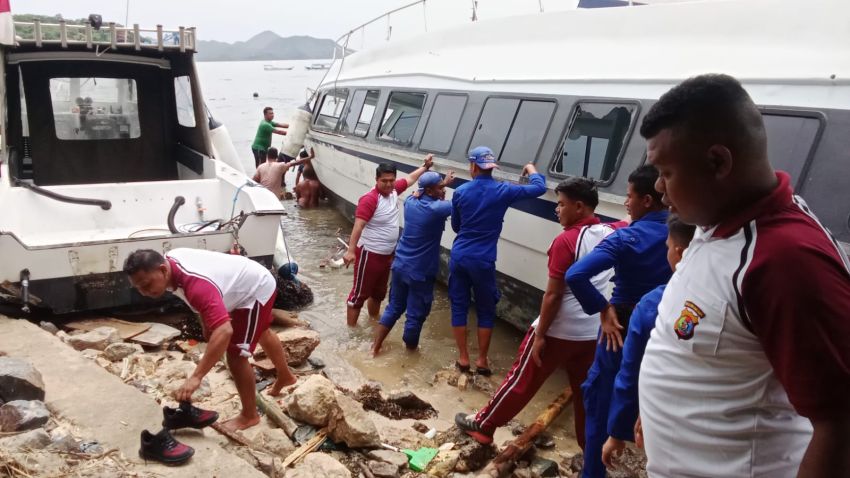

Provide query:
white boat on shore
left=264, top=64, right=293, bottom=71
left=303, top=0, right=850, bottom=330
left=304, top=63, right=330, bottom=70
left=0, top=19, right=289, bottom=315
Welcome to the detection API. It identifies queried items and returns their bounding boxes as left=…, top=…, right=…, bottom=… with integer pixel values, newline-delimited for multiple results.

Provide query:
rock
left=0, top=428, right=51, bottom=450
left=433, top=370, right=459, bottom=387
left=412, top=421, right=430, bottom=434
left=328, top=391, right=380, bottom=448
left=285, top=452, right=351, bottom=478
left=65, top=327, right=121, bottom=351
left=368, top=460, right=399, bottom=478
left=457, top=374, right=469, bottom=390
left=277, top=328, right=320, bottom=367
left=534, top=432, right=555, bottom=449
left=48, top=427, right=80, bottom=452
left=80, top=349, right=100, bottom=360
left=0, top=400, right=50, bottom=431
left=387, top=390, right=433, bottom=410
left=131, top=323, right=181, bottom=347
left=103, top=342, right=144, bottom=362
left=257, top=427, right=295, bottom=456
left=512, top=467, right=534, bottom=478
left=368, top=449, right=409, bottom=470
left=471, top=374, right=494, bottom=394
left=0, top=357, right=45, bottom=402
left=39, top=321, right=59, bottom=335
left=427, top=450, right=460, bottom=477
left=567, top=452, right=583, bottom=473
left=284, top=375, right=338, bottom=426
left=531, top=458, right=559, bottom=477
left=79, top=440, right=104, bottom=454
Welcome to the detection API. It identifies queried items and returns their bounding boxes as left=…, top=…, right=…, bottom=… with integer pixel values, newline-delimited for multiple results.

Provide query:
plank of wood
left=64, top=318, right=151, bottom=340
left=211, top=422, right=253, bottom=447
left=281, top=428, right=327, bottom=468
left=256, top=392, right=299, bottom=438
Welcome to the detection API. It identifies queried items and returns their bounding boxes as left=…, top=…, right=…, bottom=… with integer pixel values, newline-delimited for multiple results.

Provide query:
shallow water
left=197, top=60, right=580, bottom=452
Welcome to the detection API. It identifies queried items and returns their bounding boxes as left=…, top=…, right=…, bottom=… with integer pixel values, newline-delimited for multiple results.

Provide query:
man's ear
left=706, top=144, right=733, bottom=179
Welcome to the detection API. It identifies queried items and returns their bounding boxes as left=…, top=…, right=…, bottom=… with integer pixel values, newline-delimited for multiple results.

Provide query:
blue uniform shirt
left=607, top=285, right=665, bottom=440
left=566, top=209, right=671, bottom=314
left=450, top=173, right=547, bottom=264
left=393, top=194, right=453, bottom=280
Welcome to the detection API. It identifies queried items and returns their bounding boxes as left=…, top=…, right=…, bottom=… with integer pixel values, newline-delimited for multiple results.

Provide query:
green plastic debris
left=403, top=447, right=438, bottom=472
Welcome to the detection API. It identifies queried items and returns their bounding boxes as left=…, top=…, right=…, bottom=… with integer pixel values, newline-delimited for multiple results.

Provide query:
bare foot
left=268, top=375, right=298, bottom=396
left=220, top=413, right=260, bottom=433
left=371, top=345, right=382, bottom=357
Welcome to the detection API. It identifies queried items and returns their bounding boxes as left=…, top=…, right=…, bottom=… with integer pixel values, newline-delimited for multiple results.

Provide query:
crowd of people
left=121, top=74, right=849, bottom=475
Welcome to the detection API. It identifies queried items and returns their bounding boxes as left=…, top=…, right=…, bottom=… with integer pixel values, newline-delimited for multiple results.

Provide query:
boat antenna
left=471, top=0, right=478, bottom=21
left=124, top=0, right=130, bottom=27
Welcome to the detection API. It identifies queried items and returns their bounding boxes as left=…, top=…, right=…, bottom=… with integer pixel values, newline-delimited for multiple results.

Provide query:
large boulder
left=256, top=427, right=296, bottom=456
left=0, top=428, right=51, bottom=450
left=103, top=342, right=144, bottom=362
left=367, top=449, right=409, bottom=470
left=0, top=357, right=45, bottom=402
left=277, top=329, right=320, bottom=367
left=0, top=400, right=50, bottom=432
left=284, top=375, right=337, bottom=426
left=328, top=391, right=380, bottom=448
left=65, top=327, right=121, bottom=351
left=285, top=452, right=351, bottom=478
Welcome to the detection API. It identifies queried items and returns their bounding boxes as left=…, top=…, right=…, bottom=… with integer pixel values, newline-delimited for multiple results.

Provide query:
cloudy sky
left=12, top=0, right=577, bottom=43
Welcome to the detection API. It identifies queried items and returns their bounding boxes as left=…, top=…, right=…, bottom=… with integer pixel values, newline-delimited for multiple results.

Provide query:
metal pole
left=471, top=0, right=478, bottom=22
left=125, top=0, right=130, bottom=27
left=539, top=0, right=545, bottom=13
left=422, top=0, right=428, bottom=32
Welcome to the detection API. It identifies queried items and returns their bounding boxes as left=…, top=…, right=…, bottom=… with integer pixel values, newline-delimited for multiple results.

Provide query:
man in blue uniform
left=601, top=215, right=696, bottom=469
left=450, top=146, right=547, bottom=375
left=372, top=170, right=456, bottom=355
left=565, top=164, right=671, bottom=478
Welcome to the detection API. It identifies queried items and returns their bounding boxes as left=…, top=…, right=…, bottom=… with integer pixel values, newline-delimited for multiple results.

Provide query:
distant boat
left=263, top=65, right=293, bottom=71
left=304, top=63, right=330, bottom=70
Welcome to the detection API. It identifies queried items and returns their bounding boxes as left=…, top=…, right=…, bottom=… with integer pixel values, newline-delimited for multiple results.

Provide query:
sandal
left=455, top=361, right=471, bottom=374
left=475, top=367, right=493, bottom=377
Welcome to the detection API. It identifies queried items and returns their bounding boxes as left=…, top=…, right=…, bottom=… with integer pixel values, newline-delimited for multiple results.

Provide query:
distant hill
left=196, top=31, right=344, bottom=61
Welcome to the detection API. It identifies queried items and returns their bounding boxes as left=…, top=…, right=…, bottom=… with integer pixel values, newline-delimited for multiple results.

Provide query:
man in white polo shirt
left=638, top=74, right=850, bottom=476
left=343, top=155, right=434, bottom=326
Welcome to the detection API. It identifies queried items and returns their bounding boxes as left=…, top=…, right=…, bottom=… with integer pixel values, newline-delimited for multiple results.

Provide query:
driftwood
left=211, top=422, right=253, bottom=447
left=476, top=388, right=574, bottom=478
left=256, top=391, right=299, bottom=438
left=281, top=428, right=328, bottom=468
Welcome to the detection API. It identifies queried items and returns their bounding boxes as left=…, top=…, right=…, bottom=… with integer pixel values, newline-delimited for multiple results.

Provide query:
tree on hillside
left=13, top=14, right=125, bottom=42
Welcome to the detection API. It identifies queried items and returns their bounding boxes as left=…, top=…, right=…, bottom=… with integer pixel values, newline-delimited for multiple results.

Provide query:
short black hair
left=667, top=214, right=696, bottom=247
left=263, top=106, right=273, bottom=115
left=123, top=249, right=165, bottom=275
left=266, top=147, right=278, bottom=159
left=628, top=164, right=663, bottom=205
left=554, top=177, right=599, bottom=209
left=299, top=149, right=310, bottom=159
left=640, top=74, right=766, bottom=157
left=376, top=163, right=397, bottom=178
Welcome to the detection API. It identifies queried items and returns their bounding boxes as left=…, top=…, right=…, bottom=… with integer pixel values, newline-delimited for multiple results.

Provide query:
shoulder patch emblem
left=674, top=300, right=706, bottom=340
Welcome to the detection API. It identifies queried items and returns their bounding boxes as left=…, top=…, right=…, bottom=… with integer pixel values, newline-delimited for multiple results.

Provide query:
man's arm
left=530, top=276, right=566, bottom=366
left=506, top=163, right=547, bottom=202
left=343, top=218, right=368, bottom=267
left=176, top=322, right=233, bottom=401
left=451, top=193, right=462, bottom=233
left=252, top=169, right=261, bottom=182
left=402, top=154, right=434, bottom=189
left=741, top=241, right=850, bottom=476
left=566, top=234, right=624, bottom=350
left=272, top=128, right=288, bottom=136
left=272, top=122, right=290, bottom=128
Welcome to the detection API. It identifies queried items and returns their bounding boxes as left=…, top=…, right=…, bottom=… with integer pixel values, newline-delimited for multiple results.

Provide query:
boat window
left=341, top=89, right=380, bottom=137
left=551, top=102, right=636, bottom=182
left=354, top=91, right=380, bottom=137
left=500, top=100, right=556, bottom=167
left=379, top=91, right=426, bottom=145
left=314, top=89, right=349, bottom=131
left=49, top=78, right=141, bottom=140
left=419, top=94, right=467, bottom=154
left=470, top=98, right=520, bottom=159
left=174, top=76, right=196, bottom=128
left=762, top=113, right=822, bottom=187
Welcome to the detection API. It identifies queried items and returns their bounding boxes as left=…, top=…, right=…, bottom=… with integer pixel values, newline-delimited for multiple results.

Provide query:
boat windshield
left=49, top=77, right=141, bottom=141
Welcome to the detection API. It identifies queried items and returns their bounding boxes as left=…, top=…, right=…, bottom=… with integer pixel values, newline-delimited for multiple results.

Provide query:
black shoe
left=139, top=429, right=194, bottom=465
left=454, top=412, right=494, bottom=445
left=162, top=401, right=219, bottom=430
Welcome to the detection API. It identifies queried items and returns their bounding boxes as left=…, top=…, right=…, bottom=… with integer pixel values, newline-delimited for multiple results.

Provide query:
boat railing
left=12, top=21, right=196, bottom=52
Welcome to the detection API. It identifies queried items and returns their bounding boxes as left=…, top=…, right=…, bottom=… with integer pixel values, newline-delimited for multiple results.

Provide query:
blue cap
left=418, top=171, right=442, bottom=189
left=277, top=262, right=299, bottom=281
left=468, top=146, right=499, bottom=170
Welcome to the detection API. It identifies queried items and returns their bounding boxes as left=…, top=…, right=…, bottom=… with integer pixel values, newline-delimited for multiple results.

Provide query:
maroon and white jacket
left=639, top=172, right=850, bottom=477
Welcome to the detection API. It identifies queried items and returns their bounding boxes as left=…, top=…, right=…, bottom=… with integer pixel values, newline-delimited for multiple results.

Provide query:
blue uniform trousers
left=378, top=270, right=435, bottom=348
left=448, top=258, right=500, bottom=329
left=582, top=305, right=635, bottom=478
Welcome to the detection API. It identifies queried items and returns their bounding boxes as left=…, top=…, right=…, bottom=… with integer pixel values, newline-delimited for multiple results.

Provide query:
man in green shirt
left=251, top=107, right=289, bottom=168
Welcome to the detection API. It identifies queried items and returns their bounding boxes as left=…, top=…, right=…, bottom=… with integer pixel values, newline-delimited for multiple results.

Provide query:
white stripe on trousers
left=238, top=300, right=260, bottom=358
left=348, top=247, right=370, bottom=306
left=476, top=329, right=537, bottom=427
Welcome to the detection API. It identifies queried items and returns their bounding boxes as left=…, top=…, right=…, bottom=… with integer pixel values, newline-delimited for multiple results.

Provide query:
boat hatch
left=6, top=53, right=211, bottom=186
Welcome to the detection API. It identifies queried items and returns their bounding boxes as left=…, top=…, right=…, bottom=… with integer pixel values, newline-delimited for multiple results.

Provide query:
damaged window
left=50, top=77, right=141, bottom=140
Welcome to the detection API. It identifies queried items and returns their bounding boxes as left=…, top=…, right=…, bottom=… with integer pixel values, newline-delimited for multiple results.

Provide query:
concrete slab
left=0, top=317, right=265, bottom=478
